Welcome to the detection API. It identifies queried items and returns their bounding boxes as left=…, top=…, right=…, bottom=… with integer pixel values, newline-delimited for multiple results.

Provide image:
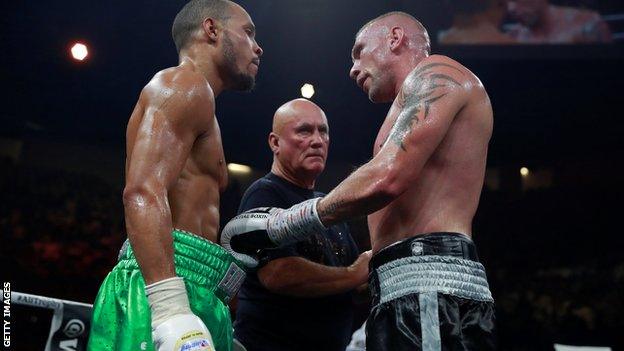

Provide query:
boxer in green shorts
left=88, top=230, right=245, bottom=351
left=87, top=1, right=263, bottom=350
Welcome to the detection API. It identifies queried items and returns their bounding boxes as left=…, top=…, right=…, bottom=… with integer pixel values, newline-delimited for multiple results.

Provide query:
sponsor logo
left=63, top=319, right=86, bottom=338
left=180, top=338, right=212, bottom=350
left=241, top=213, right=269, bottom=219
left=217, top=263, right=246, bottom=302
left=59, top=339, right=78, bottom=351
left=411, top=242, right=424, bottom=256
left=15, top=294, right=62, bottom=310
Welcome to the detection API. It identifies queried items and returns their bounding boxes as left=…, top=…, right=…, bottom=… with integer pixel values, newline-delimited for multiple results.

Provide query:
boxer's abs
left=169, top=132, right=228, bottom=243
left=168, top=171, right=223, bottom=243
left=126, top=104, right=228, bottom=243
left=368, top=166, right=482, bottom=253
left=369, top=96, right=491, bottom=253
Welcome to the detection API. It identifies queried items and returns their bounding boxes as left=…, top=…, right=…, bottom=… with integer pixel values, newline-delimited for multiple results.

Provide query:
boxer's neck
left=178, top=49, right=225, bottom=96
left=392, top=54, right=426, bottom=98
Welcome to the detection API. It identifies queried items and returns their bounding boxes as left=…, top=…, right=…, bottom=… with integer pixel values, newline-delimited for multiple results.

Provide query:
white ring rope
left=11, top=291, right=92, bottom=311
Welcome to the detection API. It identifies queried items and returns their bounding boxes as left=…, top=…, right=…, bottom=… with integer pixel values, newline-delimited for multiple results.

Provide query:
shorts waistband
left=117, top=228, right=245, bottom=303
left=370, top=232, right=479, bottom=270
left=369, top=233, right=492, bottom=306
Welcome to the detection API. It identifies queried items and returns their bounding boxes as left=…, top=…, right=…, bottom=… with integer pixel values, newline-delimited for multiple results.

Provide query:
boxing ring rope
left=10, top=291, right=614, bottom=351
left=12, top=291, right=92, bottom=310
left=11, top=291, right=249, bottom=351
left=12, top=291, right=93, bottom=351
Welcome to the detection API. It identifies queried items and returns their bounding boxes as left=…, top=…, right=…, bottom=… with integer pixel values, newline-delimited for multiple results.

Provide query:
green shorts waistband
left=117, top=228, right=245, bottom=303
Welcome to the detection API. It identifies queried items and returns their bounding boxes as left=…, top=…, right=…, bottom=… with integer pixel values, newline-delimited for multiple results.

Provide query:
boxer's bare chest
left=188, top=116, right=228, bottom=192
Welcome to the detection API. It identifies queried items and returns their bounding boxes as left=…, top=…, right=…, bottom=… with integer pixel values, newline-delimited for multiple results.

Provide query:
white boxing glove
left=146, top=277, right=215, bottom=351
left=219, top=198, right=326, bottom=267
left=152, top=314, right=215, bottom=351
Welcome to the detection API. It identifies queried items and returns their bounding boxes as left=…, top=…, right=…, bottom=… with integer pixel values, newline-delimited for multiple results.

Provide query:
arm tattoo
left=388, top=63, right=463, bottom=151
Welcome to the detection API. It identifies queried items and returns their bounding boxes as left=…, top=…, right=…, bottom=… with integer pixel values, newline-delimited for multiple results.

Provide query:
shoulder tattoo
left=388, top=63, right=463, bottom=151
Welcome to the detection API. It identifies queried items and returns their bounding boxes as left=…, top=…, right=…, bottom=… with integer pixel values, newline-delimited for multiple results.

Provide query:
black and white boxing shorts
left=367, top=232, right=496, bottom=351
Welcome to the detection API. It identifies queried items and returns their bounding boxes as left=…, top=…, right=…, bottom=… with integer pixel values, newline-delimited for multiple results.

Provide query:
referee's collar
left=266, top=172, right=317, bottom=198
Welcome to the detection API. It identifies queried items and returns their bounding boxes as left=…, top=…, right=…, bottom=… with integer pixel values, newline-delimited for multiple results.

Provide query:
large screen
left=424, top=0, right=624, bottom=58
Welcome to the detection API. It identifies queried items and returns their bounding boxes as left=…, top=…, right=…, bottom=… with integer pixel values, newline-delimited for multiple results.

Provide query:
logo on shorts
left=217, top=262, right=246, bottom=302
left=411, top=242, right=423, bottom=256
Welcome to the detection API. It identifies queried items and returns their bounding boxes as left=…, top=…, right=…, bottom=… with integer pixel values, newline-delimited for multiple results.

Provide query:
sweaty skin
left=123, top=63, right=227, bottom=284
left=316, top=15, right=493, bottom=253
left=122, top=2, right=262, bottom=285
left=366, top=55, right=492, bottom=251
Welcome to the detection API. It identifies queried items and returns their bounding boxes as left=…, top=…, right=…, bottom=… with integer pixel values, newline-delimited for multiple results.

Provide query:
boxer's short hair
left=172, top=0, right=232, bottom=53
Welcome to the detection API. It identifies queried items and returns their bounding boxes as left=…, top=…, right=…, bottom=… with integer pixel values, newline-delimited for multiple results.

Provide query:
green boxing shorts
left=87, top=229, right=246, bottom=351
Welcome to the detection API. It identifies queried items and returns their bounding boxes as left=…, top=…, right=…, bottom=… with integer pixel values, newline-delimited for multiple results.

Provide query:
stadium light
left=228, top=163, right=252, bottom=175
left=70, top=42, right=89, bottom=61
left=301, top=83, right=315, bottom=99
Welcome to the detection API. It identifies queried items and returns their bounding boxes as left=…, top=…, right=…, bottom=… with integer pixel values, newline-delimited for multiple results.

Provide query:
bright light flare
left=70, top=42, right=89, bottom=61
left=227, top=163, right=252, bottom=175
left=301, top=83, right=315, bottom=99
left=520, top=167, right=530, bottom=177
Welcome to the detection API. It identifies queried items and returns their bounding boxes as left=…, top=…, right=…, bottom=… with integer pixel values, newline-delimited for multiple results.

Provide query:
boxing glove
left=146, top=277, right=215, bottom=351
left=220, top=198, right=326, bottom=267
left=152, top=314, right=215, bottom=351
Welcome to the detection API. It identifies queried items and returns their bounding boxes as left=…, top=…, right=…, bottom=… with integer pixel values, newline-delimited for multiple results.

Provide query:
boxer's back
left=126, top=66, right=228, bottom=242
left=369, top=55, right=493, bottom=252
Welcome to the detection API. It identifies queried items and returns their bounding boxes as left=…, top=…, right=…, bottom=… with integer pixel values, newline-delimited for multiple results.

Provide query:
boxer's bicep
left=123, top=77, right=214, bottom=283
left=317, top=63, right=467, bottom=224
left=127, top=81, right=213, bottom=191
left=380, top=63, right=466, bottom=179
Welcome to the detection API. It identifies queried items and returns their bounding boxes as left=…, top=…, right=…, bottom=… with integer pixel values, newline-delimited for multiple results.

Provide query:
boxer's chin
left=368, top=86, right=392, bottom=104
left=231, top=73, right=255, bottom=92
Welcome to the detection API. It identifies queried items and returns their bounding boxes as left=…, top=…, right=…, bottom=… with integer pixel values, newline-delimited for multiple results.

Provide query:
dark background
left=2, top=1, right=623, bottom=350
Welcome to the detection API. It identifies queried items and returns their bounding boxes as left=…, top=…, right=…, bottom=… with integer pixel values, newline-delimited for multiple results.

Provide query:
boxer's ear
left=268, top=132, right=280, bottom=154
left=202, top=17, right=220, bottom=43
left=389, top=26, right=405, bottom=52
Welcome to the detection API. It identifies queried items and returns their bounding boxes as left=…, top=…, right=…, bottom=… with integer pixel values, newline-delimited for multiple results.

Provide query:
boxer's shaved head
left=172, top=0, right=234, bottom=54
left=356, top=11, right=430, bottom=55
left=350, top=12, right=432, bottom=103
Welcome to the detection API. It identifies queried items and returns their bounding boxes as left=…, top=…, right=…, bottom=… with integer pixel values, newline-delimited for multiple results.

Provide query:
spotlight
left=70, top=42, right=89, bottom=61
left=520, top=167, right=529, bottom=177
left=301, top=83, right=315, bottom=99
